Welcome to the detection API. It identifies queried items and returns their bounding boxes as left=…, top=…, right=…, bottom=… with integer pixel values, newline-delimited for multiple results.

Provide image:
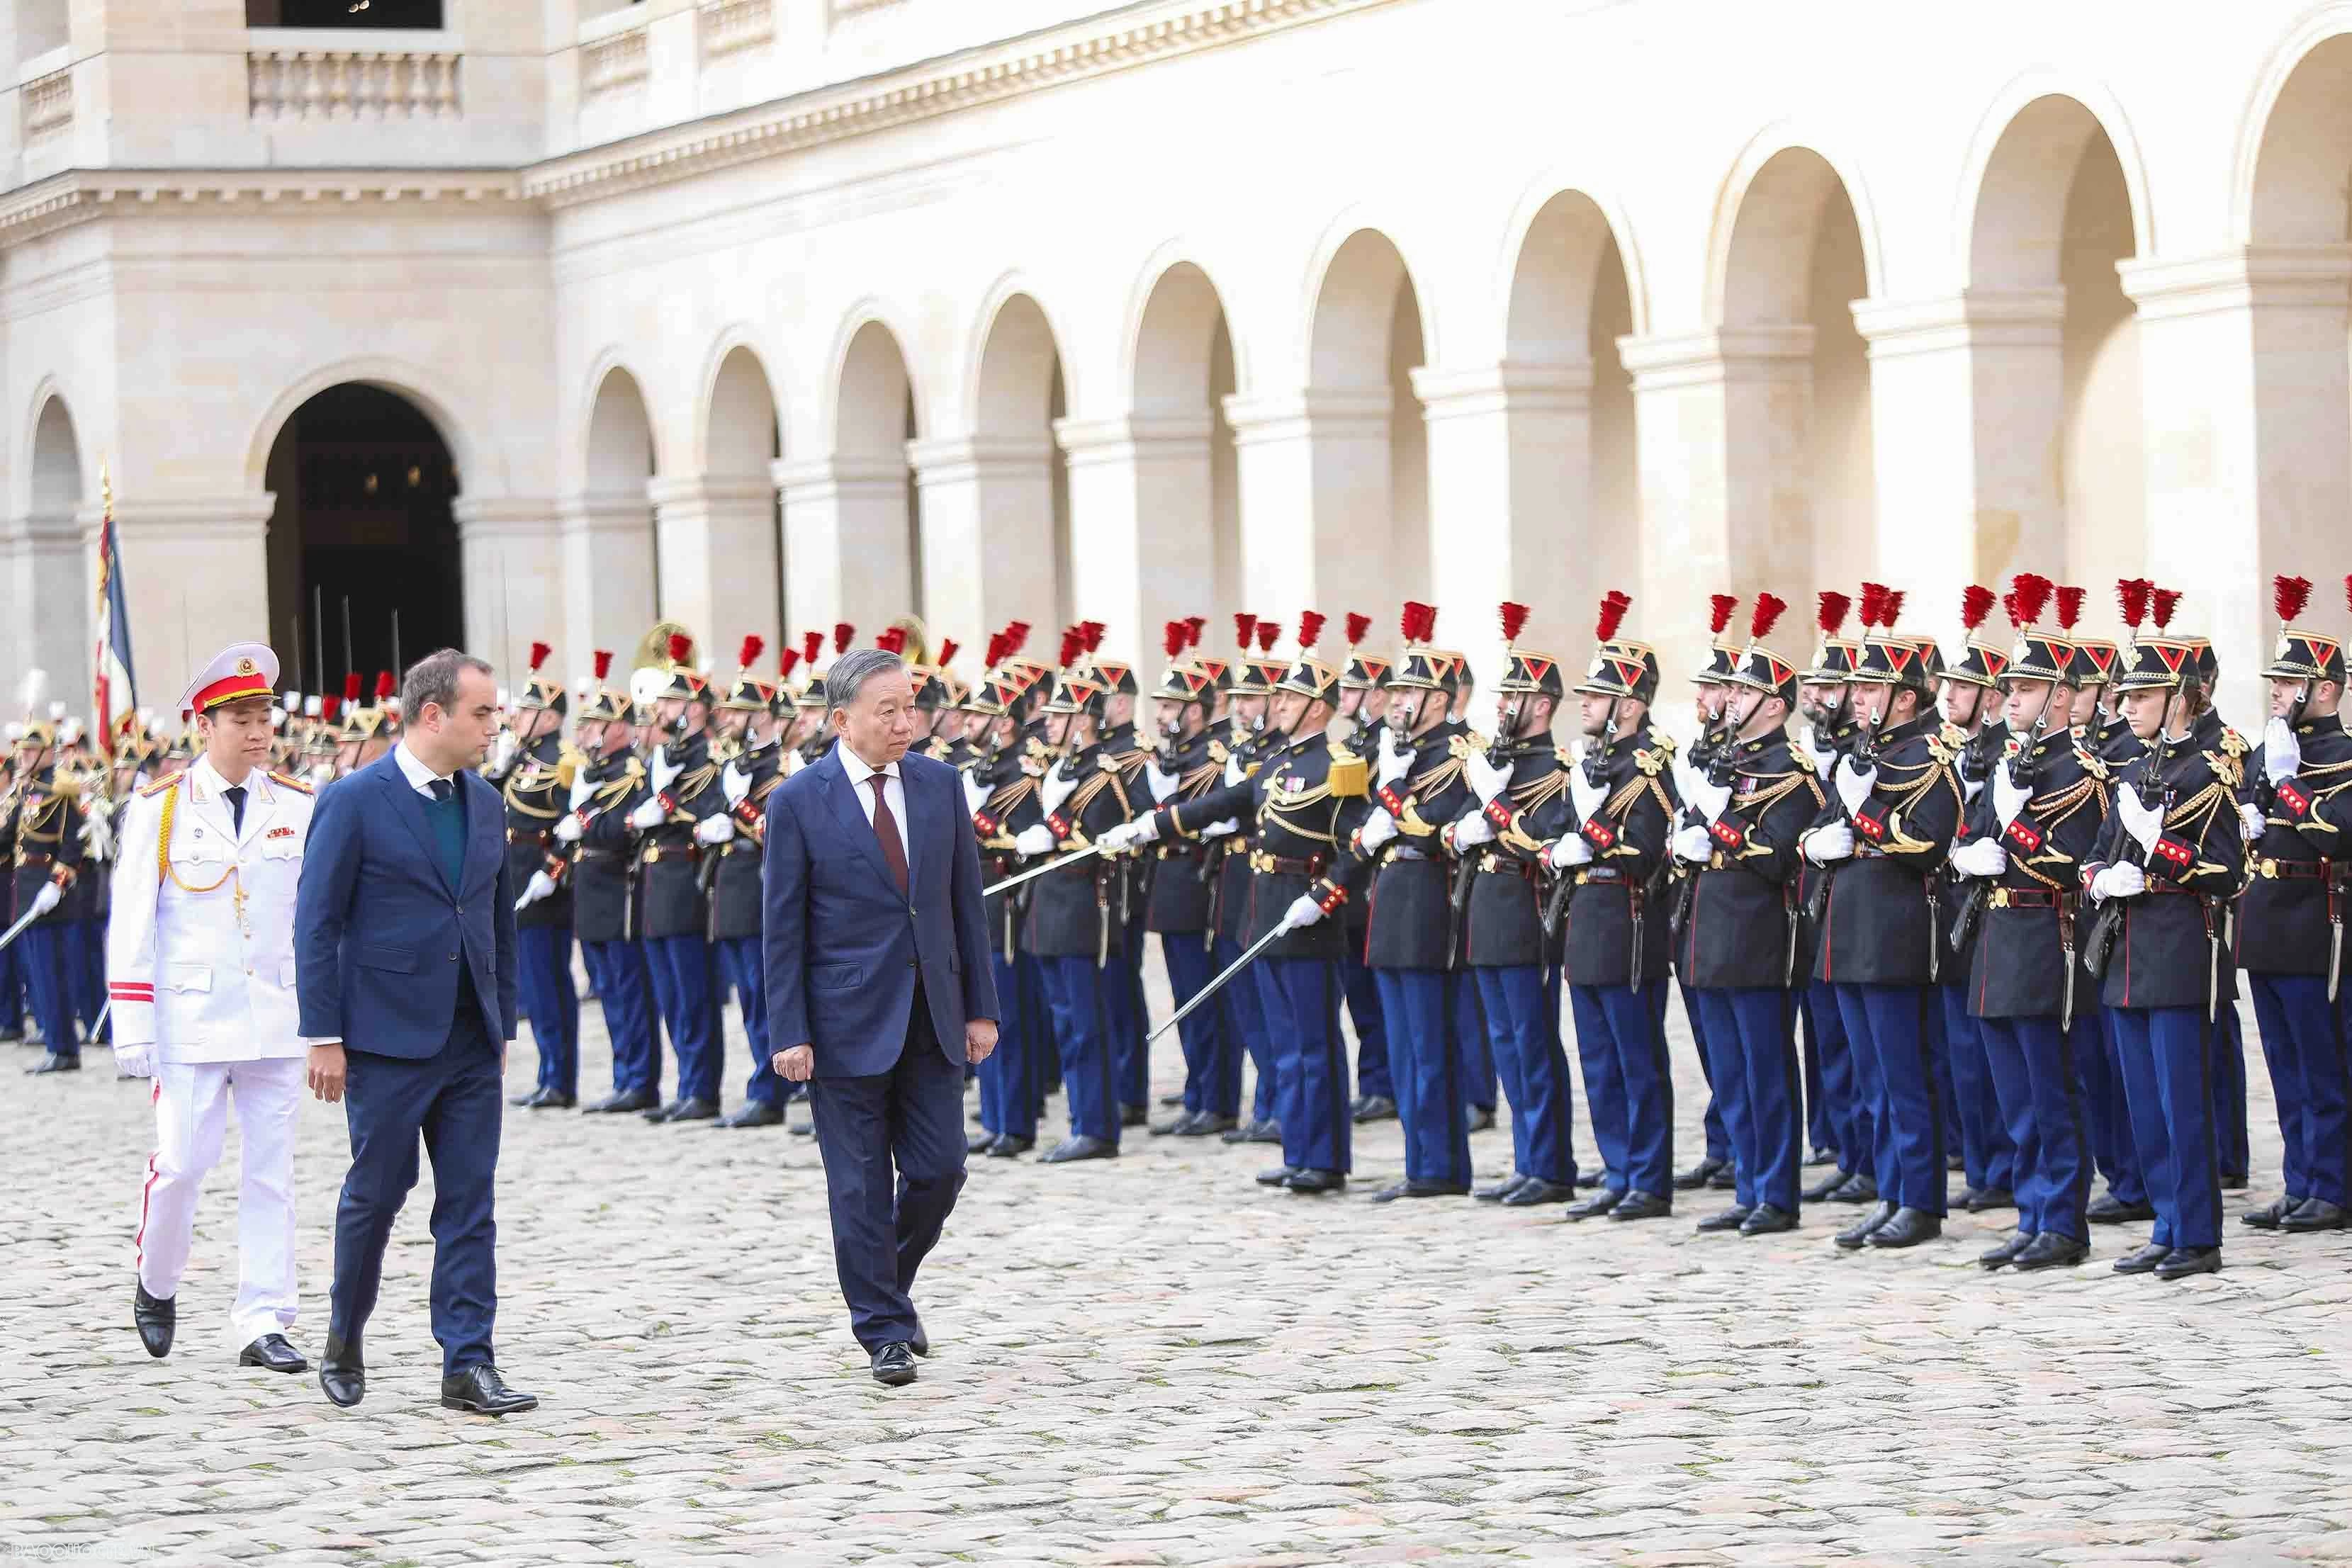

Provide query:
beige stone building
left=4, top=0, right=2351, bottom=725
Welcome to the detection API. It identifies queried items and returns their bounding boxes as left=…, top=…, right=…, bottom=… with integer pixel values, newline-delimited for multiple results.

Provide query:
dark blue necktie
left=223, top=785, right=246, bottom=835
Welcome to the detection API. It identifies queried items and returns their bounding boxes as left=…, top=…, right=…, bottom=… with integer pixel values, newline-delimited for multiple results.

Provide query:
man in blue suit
left=296, top=649, right=534, bottom=1416
left=763, top=645, right=999, bottom=1387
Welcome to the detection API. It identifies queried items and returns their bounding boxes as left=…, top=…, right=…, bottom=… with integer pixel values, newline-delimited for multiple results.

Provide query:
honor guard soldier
left=1208, top=621, right=1291, bottom=1144
left=1101, top=617, right=1372, bottom=1192
left=109, top=643, right=316, bottom=1372
left=1140, top=633, right=1240, bottom=1137
left=1519, top=594, right=1677, bottom=1219
left=1335, top=612, right=1396, bottom=1124
left=1672, top=596, right=1744, bottom=1191
left=1669, top=597, right=1829, bottom=1234
left=495, top=642, right=582, bottom=1110
left=2078, top=590, right=2246, bottom=1279
left=2183, top=624, right=2256, bottom=1192
left=1083, top=635, right=1158, bottom=1128
left=1429, top=643, right=1500, bottom=1136
left=556, top=653, right=664, bottom=1114
left=2236, top=575, right=2352, bottom=1234
left=707, top=636, right=792, bottom=1127
left=9, top=674, right=87, bottom=1074
left=1949, top=602, right=2108, bottom=1270
left=1802, top=585, right=1964, bottom=1250
left=915, top=642, right=974, bottom=767
left=1333, top=607, right=1481, bottom=1203
left=964, top=664, right=1045, bottom=1156
left=67, top=717, right=118, bottom=1048
left=0, top=726, right=23, bottom=1047
left=628, top=635, right=731, bottom=1123
left=1938, top=583, right=2022, bottom=1213
left=1795, top=592, right=1870, bottom=1202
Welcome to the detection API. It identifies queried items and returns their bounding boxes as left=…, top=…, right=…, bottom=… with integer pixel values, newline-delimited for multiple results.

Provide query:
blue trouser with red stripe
left=1692, top=987, right=1801, bottom=1213
left=2110, top=1005, right=2222, bottom=1250
left=1570, top=978, right=1673, bottom=1197
left=1343, top=940, right=1392, bottom=1102
left=1161, top=932, right=1238, bottom=1119
left=1371, top=967, right=1471, bottom=1187
left=1475, top=964, right=1577, bottom=1188
left=517, top=923, right=581, bottom=1099
left=1979, top=1014, right=2091, bottom=1240
left=581, top=938, right=658, bottom=1097
left=2249, top=975, right=2351, bottom=1208
left=978, top=951, right=1039, bottom=1140
left=16, top=923, right=76, bottom=1060
left=1259, top=957, right=1350, bottom=1175
left=1834, top=982, right=1947, bottom=1215
left=1942, top=981, right=2016, bottom=1195
left=1037, top=954, right=1120, bottom=1145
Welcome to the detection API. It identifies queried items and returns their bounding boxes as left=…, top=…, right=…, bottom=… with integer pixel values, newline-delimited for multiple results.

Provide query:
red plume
left=1816, top=590, right=1850, bottom=637
left=2151, top=588, right=2181, bottom=630
left=1498, top=601, right=1531, bottom=643
left=1256, top=621, right=1283, bottom=653
left=592, top=650, right=613, bottom=682
left=1057, top=628, right=1082, bottom=669
left=1164, top=621, right=1187, bottom=659
left=1959, top=585, right=1996, bottom=633
left=833, top=624, right=854, bottom=656
left=1594, top=592, right=1629, bottom=643
left=1857, top=582, right=1886, bottom=630
left=343, top=672, right=363, bottom=702
left=1750, top=593, right=1787, bottom=643
left=737, top=635, right=763, bottom=670
left=2344, top=574, right=2352, bottom=616
left=2054, top=585, right=2084, bottom=631
left=2117, top=578, right=2151, bottom=630
left=1346, top=612, right=1372, bottom=648
left=1298, top=610, right=1326, bottom=650
left=802, top=631, right=823, bottom=667
left=321, top=695, right=342, bottom=722
left=779, top=648, right=801, bottom=679
left=1004, top=621, right=1031, bottom=655
left=1184, top=615, right=1205, bottom=648
left=1709, top=594, right=1738, bottom=637
left=1234, top=612, right=1257, bottom=652
left=2001, top=589, right=2020, bottom=630
left=2275, top=574, right=2313, bottom=624
left=936, top=638, right=958, bottom=667
left=2010, top=573, right=2052, bottom=628
left=1080, top=621, right=1106, bottom=655
left=376, top=671, right=396, bottom=701
left=877, top=628, right=906, bottom=655
left=529, top=641, right=551, bottom=672
left=667, top=632, right=692, bottom=666
left=1879, top=590, right=1905, bottom=629
left=984, top=633, right=1005, bottom=667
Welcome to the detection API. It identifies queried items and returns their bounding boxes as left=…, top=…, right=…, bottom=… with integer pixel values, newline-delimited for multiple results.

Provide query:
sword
left=982, top=841, right=1106, bottom=897
left=0, top=901, right=45, bottom=954
left=1149, top=915, right=1294, bottom=1042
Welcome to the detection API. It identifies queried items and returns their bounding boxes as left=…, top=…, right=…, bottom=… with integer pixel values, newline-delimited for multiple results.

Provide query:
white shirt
left=393, top=740, right=458, bottom=799
left=837, top=740, right=912, bottom=880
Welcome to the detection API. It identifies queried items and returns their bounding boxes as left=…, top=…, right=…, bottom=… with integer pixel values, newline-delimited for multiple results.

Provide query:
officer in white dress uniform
left=108, top=642, right=316, bottom=1372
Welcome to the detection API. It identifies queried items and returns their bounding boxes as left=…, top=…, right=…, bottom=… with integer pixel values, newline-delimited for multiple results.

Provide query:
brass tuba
left=632, top=620, right=697, bottom=676
left=889, top=614, right=930, bottom=667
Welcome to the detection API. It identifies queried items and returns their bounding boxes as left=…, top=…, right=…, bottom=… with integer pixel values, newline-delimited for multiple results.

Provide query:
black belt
left=1251, top=851, right=1326, bottom=876
left=1987, top=887, right=2065, bottom=910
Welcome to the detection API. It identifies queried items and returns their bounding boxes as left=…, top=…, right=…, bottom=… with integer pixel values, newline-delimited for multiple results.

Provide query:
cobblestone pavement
left=4, top=966, right=2351, bottom=1568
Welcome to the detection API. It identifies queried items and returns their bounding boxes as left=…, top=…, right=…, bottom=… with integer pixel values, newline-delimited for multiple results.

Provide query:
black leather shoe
left=1835, top=1200, right=1898, bottom=1249
left=910, top=1324, right=930, bottom=1358
left=441, top=1364, right=539, bottom=1414
left=1041, top=1135, right=1117, bottom=1164
left=2153, top=1244, right=2221, bottom=1279
left=1499, top=1178, right=1575, bottom=1208
left=1806, top=1146, right=1838, bottom=1168
left=1708, top=1164, right=1738, bottom=1190
left=967, top=1130, right=999, bottom=1154
left=1283, top=1168, right=1346, bottom=1194
left=1350, top=1095, right=1397, bottom=1124
left=1563, top=1189, right=1622, bottom=1221
left=2012, top=1231, right=2090, bottom=1271
left=2240, top=1195, right=2298, bottom=1230
left=1465, top=1106, right=1496, bottom=1133
left=1966, top=1187, right=2015, bottom=1213
left=534, top=1090, right=576, bottom=1109
left=2088, top=1192, right=2156, bottom=1224
left=133, top=1280, right=174, bottom=1358
left=1149, top=1110, right=1193, bottom=1136
left=1369, top=1178, right=1469, bottom=1202
left=2112, top=1241, right=2172, bottom=1274
left=1243, top=1119, right=1283, bottom=1144
left=1120, top=1102, right=1148, bottom=1128
left=1177, top=1113, right=1237, bottom=1138
left=714, top=1100, right=784, bottom=1129
left=319, top=1335, right=365, bottom=1408
left=986, top=1134, right=1034, bottom=1158
left=1672, top=1155, right=1725, bottom=1191
left=26, top=1051, right=78, bottom=1074
left=1219, top=1119, right=1258, bottom=1144
left=1255, top=1164, right=1299, bottom=1187
left=1979, top=1234, right=2032, bottom=1270
left=2220, top=1171, right=2249, bottom=1192
left=1475, top=1174, right=1529, bottom=1203
left=1801, top=1169, right=1852, bottom=1204
left=509, top=1087, right=544, bottom=1107
left=1828, top=1173, right=1878, bottom=1205
left=1739, top=1204, right=1798, bottom=1236
left=239, top=1333, right=308, bottom=1373
left=584, top=1087, right=658, bottom=1114
left=1694, top=1205, right=1752, bottom=1233
left=1607, top=1189, right=1672, bottom=1222
left=1865, top=1207, right=1942, bottom=1248
left=2283, top=1197, right=2349, bottom=1232
left=871, top=1343, right=918, bottom=1387
left=658, top=1096, right=718, bottom=1123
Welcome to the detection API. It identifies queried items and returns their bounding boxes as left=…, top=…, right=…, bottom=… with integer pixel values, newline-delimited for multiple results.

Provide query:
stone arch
left=12, top=392, right=90, bottom=704
left=819, top=317, right=920, bottom=634
left=1959, top=77, right=2154, bottom=285
left=697, top=334, right=784, bottom=477
left=1712, top=140, right=1881, bottom=329
left=246, top=355, right=478, bottom=496
left=1307, top=226, right=1430, bottom=388
left=827, top=310, right=923, bottom=456
left=585, top=364, right=658, bottom=502
left=680, top=342, right=785, bottom=660
left=2237, top=9, right=2352, bottom=245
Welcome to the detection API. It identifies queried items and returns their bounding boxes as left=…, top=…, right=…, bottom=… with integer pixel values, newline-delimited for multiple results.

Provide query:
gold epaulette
left=1635, top=740, right=1672, bottom=777
left=1938, top=721, right=1967, bottom=751
left=1446, top=731, right=1492, bottom=761
left=1208, top=740, right=1230, bottom=766
left=2075, top=748, right=2110, bottom=782
left=553, top=754, right=580, bottom=789
left=268, top=769, right=313, bottom=796
left=1098, top=751, right=1124, bottom=773
left=140, top=771, right=184, bottom=799
left=1926, top=731, right=1960, bottom=766
left=1326, top=743, right=1368, bottom=799
left=2222, top=728, right=2250, bottom=757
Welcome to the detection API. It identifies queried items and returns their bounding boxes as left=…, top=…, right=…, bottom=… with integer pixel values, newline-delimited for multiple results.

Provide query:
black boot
left=133, top=1280, right=174, bottom=1358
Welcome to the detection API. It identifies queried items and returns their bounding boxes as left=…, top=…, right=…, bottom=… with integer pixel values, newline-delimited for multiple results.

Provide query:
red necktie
left=867, top=774, right=909, bottom=896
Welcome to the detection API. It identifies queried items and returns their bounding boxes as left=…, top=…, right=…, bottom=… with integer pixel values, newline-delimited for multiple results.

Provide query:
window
left=248, top=0, right=446, bottom=27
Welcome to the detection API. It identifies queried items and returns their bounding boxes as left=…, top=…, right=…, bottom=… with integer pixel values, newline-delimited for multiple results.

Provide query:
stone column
left=1055, top=414, right=1217, bottom=684
left=904, top=436, right=1057, bottom=649
left=1851, top=291, right=2067, bottom=603
left=1412, top=362, right=1594, bottom=687
left=2120, top=247, right=2352, bottom=724
left=773, top=454, right=911, bottom=641
left=1221, top=389, right=1393, bottom=621
left=1617, top=327, right=1813, bottom=698
left=646, top=475, right=779, bottom=659
left=557, top=494, right=658, bottom=677
left=454, top=498, right=568, bottom=678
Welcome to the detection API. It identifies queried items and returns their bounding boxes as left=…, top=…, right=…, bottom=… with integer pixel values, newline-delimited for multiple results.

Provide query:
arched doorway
left=263, top=384, right=462, bottom=695
left=15, top=395, right=88, bottom=701
left=1123, top=259, right=1242, bottom=679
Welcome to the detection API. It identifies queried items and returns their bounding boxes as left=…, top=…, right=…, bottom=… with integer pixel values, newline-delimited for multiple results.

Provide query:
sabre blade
left=1148, top=918, right=1293, bottom=1042
left=0, top=902, right=43, bottom=955
left=980, top=842, right=1105, bottom=898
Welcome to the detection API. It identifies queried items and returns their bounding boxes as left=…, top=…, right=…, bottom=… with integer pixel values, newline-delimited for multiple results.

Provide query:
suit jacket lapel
left=181, top=766, right=239, bottom=850
left=382, top=762, right=451, bottom=901
left=822, top=752, right=904, bottom=902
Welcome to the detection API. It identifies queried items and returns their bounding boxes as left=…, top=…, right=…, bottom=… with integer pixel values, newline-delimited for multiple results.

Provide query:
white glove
left=553, top=811, right=586, bottom=844
left=1808, top=738, right=1838, bottom=778
left=1949, top=837, right=2008, bottom=879
left=650, top=745, right=680, bottom=794
left=722, top=761, right=750, bottom=806
left=1672, top=823, right=1712, bottom=865
left=2241, top=801, right=2268, bottom=842
left=1993, top=766, right=2031, bottom=832
left=488, top=729, right=519, bottom=777
left=568, top=767, right=597, bottom=812
left=1550, top=833, right=1596, bottom=870
left=1099, top=816, right=1159, bottom=852
left=1200, top=818, right=1238, bottom=840
left=962, top=771, right=989, bottom=818
left=1452, top=811, right=1497, bottom=849
left=694, top=815, right=736, bottom=845
left=1461, top=747, right=1511, bottom=806
left=629, top=797, right=667, bottom=831
left=1834, top=757, right=1877, bottom=816
left=27, top=881, right=61, bottom=918
left=80, top=808, right=115, bottom=863
left=2115, top=784, right=2163, bottom=857
left=1376, top=727, right=1415, bottom=786
left=1013, top=823, right=1058, bottom=857
left=1685, top=776, right=1731, bottom=824
left=112, top=1042, right=156, bottom=1079
left=1039, top=759, right=1079, bottom=815
left=515, top=869, right=559, bottom=911
left=2091, top=861, right=2145, bottom=902
left=1145, top=760, right=1178, bottom=803
left=1568, top=765, right=1607, bottom=825
left=1804, top=823, right=1855, bottom=866
left=1280, top=893, right=1327, bottom=932
left=2266, top=716, right=2302, bottom=784
left=1222, top=753, right=1247, bottom=788
left=1356, top=809, right=1399, bottom=854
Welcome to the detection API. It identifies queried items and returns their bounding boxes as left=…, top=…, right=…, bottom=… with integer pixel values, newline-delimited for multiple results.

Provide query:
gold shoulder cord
left=156, top=781, right=240, bottom=908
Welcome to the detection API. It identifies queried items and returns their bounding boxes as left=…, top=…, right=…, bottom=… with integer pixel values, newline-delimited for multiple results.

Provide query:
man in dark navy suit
left=296, top=648, right=534, bottom=1415
left=763, top=646, right=999, bottom=1387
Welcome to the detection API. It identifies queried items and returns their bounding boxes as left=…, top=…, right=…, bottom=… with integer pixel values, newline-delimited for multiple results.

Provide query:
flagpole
left=94, top=461, right=113, bottom=770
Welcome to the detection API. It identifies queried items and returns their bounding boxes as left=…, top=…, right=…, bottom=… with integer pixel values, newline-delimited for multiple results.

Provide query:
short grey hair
left=827, top=648, right=906, bottom=713
left=403, top=648, right=494, bottom=724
